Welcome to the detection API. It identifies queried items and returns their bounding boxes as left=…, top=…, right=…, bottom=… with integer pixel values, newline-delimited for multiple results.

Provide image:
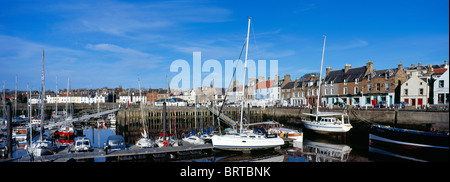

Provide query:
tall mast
left=40, top=49, right=45, bottom=141
left=2, top=81, right=5, bottom=119
left=138, top=76, right=145, bottom=133
left=66, top=77, right=69, bottom=118
left=239, top=17, right=251, bottom=133
left=15, top=74, right=17, bottom=117
left=316, top=35, right=326, bottom=121
left=55, top=75, right=58, bottom=116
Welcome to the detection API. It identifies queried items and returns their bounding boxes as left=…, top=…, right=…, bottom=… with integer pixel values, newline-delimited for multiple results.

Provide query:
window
left=404, top=89, right=408, bottom=96
left=368, top=84, right=372, bottom=91
left=439, top=80, right=444, bottom=88
left=386, top=73, right=390, bottom=80
left=368, top=75, right=372, bottom=81
left=325, top=89, right=328, bottom=95
left=376, top=83, right=380, bottom=91
left=330, top=89, right=334, bottom=95
left=354, top=87, right=359, bottom=94
left=419, top=88, right=424, bottom=95
left=344, top=79, right=347, bottom=85
left=355, top=78, right=358, bottom=85
left=343, top=87, right=347, bottom=94
left=385, top=83, right=389, bottom=91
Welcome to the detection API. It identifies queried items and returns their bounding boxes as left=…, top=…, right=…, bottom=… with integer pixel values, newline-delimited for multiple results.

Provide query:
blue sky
left=0, top=0, right=448, bottom=91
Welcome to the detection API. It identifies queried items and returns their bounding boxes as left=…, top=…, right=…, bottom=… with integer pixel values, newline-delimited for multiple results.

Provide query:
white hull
left=302, top=121, right=352, bottom=133
left=136, top=138, right=154, bottom=148
left=182, top=136, right=205, bottom=145
left=211, top=133, right=284, bottom=151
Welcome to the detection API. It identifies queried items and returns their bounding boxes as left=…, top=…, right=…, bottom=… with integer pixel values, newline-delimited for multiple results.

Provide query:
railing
left=207, top=107, right=237, bottom=126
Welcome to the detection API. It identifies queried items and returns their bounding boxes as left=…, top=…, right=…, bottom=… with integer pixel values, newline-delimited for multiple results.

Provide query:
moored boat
left=369, top=124, right=449, bottom=162
left=369, top=124, right=449, bottom=150
left=301, top=112, right=352, bottom=133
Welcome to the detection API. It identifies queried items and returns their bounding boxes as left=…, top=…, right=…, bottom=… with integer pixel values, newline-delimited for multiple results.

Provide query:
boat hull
left=302, top=121, right=352, bottom=133
left=211, top=134, right=284, bottom=151
left=369, top=125, right=449, bottom=162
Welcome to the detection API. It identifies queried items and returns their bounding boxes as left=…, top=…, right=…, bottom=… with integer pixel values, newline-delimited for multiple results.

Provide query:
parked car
left=104, top=135, right=126, bottom=154
left=71, top=137, right=94, bottom=153
left=392, top=102, right=407, bottom=108
left=375, top=101, right=387, bottom=108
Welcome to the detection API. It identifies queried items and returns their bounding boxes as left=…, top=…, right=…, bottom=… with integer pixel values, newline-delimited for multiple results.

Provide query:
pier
left=10, top=143, right=214, bottom=162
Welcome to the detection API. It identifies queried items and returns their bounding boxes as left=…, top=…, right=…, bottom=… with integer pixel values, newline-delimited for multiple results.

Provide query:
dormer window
left=355, top=78, right=358, bottom=85
left=331, top=81, right=334, bottom=86
left=368, top=75, right=372, bottom=81
left=344, top=79, right=347, bottom=85
left=386, top=73, right=390, bottom=80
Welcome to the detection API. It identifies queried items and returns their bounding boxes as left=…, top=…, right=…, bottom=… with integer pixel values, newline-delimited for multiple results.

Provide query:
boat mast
left=40, top=49, right=45, bottom=141
left=55, top=75, right=57, bottom=117
left=239, top=17, right=251, bottom=133
left=138, top=76, right=145, bottom=135
left=316, top=35, right=326, bottom=121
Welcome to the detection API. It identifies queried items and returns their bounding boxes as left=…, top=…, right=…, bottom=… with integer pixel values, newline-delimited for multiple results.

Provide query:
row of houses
left=279, top=60, right=449, bottom=108
left=11, top=60, right=447, bottom=108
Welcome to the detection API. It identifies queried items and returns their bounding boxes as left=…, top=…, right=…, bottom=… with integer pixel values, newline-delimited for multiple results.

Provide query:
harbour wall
left=260, top=107, right=449, bottom=132
left=117, top=106, right=449, bottom=144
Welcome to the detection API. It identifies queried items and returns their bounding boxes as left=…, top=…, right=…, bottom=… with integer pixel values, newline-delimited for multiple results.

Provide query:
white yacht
left=302, top=112, right=352, bottom=133
left=301, top=35, right=352, bottom=133
left=211, top=18, right=284, bottom=151
left=212, top=128, right=284, bottom=151
left=136, top=129, right=154, bottom=148
left=182, top=135, right=205, bottom=145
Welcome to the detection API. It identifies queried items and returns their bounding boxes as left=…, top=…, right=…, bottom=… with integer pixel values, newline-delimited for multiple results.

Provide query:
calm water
left=10, top=121, right=448, bottom=162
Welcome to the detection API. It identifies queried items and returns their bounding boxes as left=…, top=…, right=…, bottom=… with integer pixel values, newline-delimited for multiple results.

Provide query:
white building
left=400, top=72, right=429, bottom=107
left=434, top=69, right=449, bottom=104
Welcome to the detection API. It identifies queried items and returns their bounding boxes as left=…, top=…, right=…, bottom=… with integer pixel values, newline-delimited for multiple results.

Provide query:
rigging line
left=250, top=20, right=262, bottom=62
left=216, top=39, right=247, bottom=123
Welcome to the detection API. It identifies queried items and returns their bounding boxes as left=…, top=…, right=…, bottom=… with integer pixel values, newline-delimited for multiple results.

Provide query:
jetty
left=9, top=143, right=214, bottom=162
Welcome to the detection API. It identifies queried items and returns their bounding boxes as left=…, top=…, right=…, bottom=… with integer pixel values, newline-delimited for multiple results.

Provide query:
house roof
left=281, top=82, right=294, bottom=89
left=256, top=80, right=274, bottom=89
left=324, top=66, right=367, bottom=83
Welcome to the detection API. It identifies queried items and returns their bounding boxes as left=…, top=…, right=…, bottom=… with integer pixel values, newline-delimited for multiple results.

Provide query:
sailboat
left=301, top=36, right=352, bottom=133
left=26, top=49, right=58, bottom=157
left=135, top=77, right=154, bottom=148
left=211, top=18, right=285, bottom=151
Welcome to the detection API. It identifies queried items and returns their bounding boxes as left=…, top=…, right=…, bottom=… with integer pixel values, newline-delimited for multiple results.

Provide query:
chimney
left=411, top=63, right=415, bottom=68
left=418, top=62, right=422, bottom=67
left=326, top=67, right=332, bottom=76
left=275, top=74, right=280, bottom=82
left=445, top=60, right=448, bottom=68
left=398, top=61, right=403, bottom=70
left=365, top=60, right=374, bottom=76
left=267, top=76, right=271, bottom=81
left=284, top=74, right=291, bottom=82
left=344, top=64, right=351, bottom=73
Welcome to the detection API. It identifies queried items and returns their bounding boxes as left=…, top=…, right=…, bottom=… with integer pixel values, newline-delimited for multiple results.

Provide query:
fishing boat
left=211, top=18, right=284, bottom=151
left=57, top=125, right=74, bottom=137
left=301, top=36, right=352, bottom=133
left=369, top=124, right=449, bottom=161
left=12, top=126, right=28, bottom=147
left=302, top=112, right=352, bottom=133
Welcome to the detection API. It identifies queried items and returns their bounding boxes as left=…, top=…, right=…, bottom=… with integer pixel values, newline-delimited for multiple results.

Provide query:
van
left=104, top=135, right=126, bottom=154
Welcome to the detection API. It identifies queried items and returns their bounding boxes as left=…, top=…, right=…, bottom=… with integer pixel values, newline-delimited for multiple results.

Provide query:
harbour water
left=5, top=117, right=448, bottom=162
